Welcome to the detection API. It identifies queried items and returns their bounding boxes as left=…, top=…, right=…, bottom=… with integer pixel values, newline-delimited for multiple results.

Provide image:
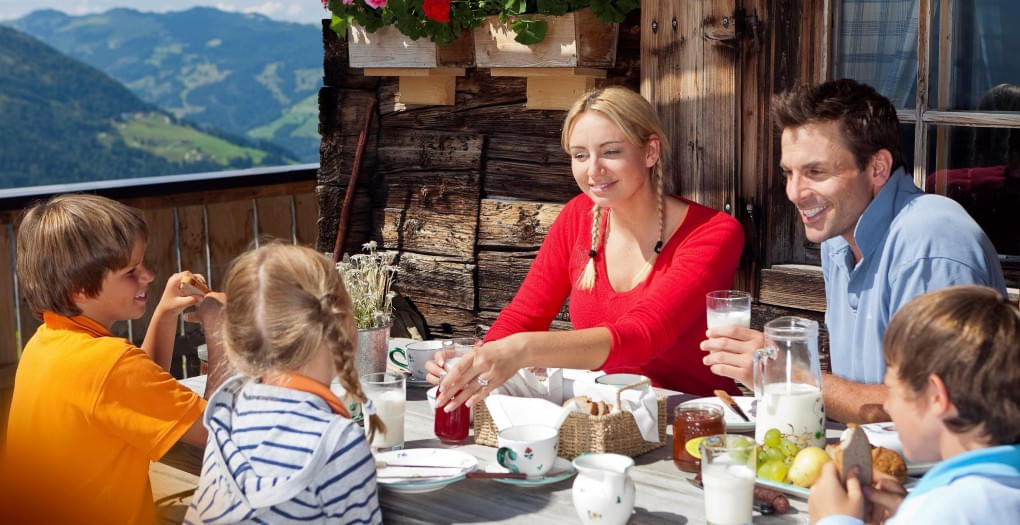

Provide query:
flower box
left=347, top=25, right=474, bottom=106
left=473, top=8, right=618, bottom=68
left=348, top=25, right=475, bottom=69
left=473, top=8, right=618, bottom=110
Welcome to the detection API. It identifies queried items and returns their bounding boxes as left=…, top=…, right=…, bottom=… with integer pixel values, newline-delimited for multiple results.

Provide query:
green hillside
left=0, top=25, right=297, bottom=189
left=9, top=7, right=323, bottom=162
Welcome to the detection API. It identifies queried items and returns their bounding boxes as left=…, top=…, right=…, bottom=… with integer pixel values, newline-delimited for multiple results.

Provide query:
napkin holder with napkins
left=474, top=369, right=667, bottom=459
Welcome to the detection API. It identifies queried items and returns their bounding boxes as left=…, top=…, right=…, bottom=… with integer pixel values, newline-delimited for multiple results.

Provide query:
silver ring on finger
left=475, top=376, right=489, bottom=387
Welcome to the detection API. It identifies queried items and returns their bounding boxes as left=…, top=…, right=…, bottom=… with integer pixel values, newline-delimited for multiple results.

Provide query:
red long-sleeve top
left=485, top=194, right=744, bottom=396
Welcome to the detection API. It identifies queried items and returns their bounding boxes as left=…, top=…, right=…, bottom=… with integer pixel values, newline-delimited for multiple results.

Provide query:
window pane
left=924, top=124, right=1020, bottom=259
left=929, top=1, right=1020, bottom=111
left=834, top=0, right=918, bottom=108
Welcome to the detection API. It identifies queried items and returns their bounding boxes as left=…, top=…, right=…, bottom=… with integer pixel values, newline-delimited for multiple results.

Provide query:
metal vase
left=355, top=323, right=391, bottom=377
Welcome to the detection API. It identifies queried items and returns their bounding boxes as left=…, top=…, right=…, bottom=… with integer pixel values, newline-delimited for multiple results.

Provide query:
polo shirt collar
left=42, top=311, right=113, bottom=338
left=907, top=444, right=1020, bottom=499
left=847, top=167, right=911, bottom=263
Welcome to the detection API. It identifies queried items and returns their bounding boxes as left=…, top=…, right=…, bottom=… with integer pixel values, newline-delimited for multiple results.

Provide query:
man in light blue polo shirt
left=701, top=79, right=1006, bottom=423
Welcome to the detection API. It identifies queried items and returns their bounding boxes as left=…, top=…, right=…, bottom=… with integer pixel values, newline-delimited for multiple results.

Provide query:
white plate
left=755, top=476, right=810, bottom=499
left=483, top=457, right=576, bottom=487
left=680, top=396, right=756, bottom=432
left=375, top=448, right=478, bottom=494
left=859, top=422, right=936, bottom=476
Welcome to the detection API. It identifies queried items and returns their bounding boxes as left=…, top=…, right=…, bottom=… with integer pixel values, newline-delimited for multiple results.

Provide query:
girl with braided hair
left=185, top=243, right=382, bottom=524
left=430, top=87, right=745, bottom=411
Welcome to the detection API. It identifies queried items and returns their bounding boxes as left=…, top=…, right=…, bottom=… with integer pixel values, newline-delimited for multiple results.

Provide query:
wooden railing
left=0, top=164, right=321, bottom=392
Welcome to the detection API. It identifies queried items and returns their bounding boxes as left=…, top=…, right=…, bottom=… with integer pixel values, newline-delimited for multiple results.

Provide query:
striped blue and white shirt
left=184, top=375, right=381, bottom=524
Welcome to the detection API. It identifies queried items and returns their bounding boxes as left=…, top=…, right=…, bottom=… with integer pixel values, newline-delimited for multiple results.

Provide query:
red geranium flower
left=423, top=0, right=451, bottom=23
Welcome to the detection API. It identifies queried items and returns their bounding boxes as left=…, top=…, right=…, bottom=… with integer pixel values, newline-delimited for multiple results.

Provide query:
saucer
left=483, top=457, right=576, bottom=487
left=375, top=448, right=478, bottom=494
left=680, top=396, right=756, bottom=432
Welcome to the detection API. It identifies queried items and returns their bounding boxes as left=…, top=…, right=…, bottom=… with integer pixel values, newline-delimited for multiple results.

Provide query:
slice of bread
left=837, top=425, right=873, bottom=486
left=179, top=274, right=211, bottom=296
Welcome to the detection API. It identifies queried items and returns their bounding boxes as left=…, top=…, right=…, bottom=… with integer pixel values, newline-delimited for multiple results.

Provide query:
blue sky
left=0, top=1, right=329, bottom=25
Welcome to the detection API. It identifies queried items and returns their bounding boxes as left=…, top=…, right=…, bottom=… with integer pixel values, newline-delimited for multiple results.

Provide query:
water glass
left=706, top=290, right=752, bottom=330
left=361, top=372, right=406, bottom=451
left=701, top=434, right=757, bottom=525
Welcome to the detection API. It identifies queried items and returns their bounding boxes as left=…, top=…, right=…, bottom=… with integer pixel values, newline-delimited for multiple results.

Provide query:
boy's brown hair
left=15, top=194, right=148, bottom=318
left=772, top=78, right=905, bottom=173
left=883, top=285, right=1020, bottom=445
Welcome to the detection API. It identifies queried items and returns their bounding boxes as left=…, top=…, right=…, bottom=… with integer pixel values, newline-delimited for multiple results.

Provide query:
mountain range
left=0, top=24, right=296, bottom=189
left=8, top=7, right=324, bottom=162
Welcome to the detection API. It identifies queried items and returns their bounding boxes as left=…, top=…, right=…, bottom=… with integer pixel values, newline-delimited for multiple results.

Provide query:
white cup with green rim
left=496, top=424, right=559, bottom=476
left=388, top=340, right=443, bottom=381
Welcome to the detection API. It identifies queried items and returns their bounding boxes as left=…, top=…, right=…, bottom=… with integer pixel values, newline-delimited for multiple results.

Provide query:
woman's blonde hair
left=561, top=87, right=672, bottom=290
left=222, top=242, right=384, bottom=434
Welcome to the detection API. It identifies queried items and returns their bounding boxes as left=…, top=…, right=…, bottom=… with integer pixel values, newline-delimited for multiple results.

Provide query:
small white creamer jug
left=571, top=453, right=635, bottom=525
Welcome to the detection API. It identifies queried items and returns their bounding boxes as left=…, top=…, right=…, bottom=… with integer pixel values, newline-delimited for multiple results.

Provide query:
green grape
left=731, top=436, right=754, bottom=449
left=756, top=445, right=767, bottom=468
left=779, top=438, right=800, bottom=458
left=762, top=445, right=784, bottom=463
left=764, top=428, right=782, bottom=448
left=757, top=459, right=789, bottom=483
left=727, top=436, right=755, bottom=464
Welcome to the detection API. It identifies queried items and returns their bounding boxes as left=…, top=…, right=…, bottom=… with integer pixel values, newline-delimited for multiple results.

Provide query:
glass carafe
left=753, top=317, right=826, bottom=447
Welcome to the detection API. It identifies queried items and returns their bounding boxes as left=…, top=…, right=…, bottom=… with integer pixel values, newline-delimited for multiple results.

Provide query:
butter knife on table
left=714, top=389, right=751, bottom=422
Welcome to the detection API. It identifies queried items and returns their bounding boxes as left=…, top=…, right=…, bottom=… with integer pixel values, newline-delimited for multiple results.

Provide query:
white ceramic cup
left=496, top=424, right=559, bottom=476
left=389, top=340, right=443, bottom=381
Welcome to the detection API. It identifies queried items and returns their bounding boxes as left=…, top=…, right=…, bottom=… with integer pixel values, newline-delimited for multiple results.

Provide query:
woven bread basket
left=473, top=379, right=666, bottom=458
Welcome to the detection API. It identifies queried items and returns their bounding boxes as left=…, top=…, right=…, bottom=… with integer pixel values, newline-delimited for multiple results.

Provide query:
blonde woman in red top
left=429, top=87, right=745, bottom=410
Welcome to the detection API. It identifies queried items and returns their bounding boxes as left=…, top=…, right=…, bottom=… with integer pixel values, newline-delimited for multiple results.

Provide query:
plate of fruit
left=753, top=426, right=910, bottom=499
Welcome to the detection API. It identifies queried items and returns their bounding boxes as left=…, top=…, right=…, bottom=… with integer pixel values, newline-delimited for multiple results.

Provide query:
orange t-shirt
left=1, top=313, right=205, bottom=525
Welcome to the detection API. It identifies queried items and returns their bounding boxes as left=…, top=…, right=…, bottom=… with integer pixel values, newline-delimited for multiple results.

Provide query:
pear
left=787, top=446, right=831, bottom=487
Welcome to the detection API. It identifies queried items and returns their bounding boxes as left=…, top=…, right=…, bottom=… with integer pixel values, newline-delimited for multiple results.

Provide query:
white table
left=156, top=376, right=811, bottom=524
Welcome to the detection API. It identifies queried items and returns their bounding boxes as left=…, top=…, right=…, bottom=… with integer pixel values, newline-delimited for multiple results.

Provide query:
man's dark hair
left=772, top=79, right=905, bottom=173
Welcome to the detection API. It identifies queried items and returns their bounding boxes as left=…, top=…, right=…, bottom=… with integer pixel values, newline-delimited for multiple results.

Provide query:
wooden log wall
left=318, top=13, right=641, bottom=337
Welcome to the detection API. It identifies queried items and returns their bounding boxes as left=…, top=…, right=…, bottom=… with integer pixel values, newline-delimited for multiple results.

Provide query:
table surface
left=153, top=376, right=813, bottom=524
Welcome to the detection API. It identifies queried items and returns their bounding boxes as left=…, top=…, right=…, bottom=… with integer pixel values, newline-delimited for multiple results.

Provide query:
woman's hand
left=700, top=326, right=764, bottom=387
left=434, top=334, right=529, bottom=411
left=809, top=462, right=866, bottom=523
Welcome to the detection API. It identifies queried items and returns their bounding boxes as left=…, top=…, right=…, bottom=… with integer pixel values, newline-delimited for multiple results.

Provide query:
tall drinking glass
left=701, top=434, right=756, bottom=525
left=706, top=290, right=752, bottom=330
left=753, top=316, right=825, bottom=447
left=361, top=372, right=406, bottom=451
left=434, top=338, right=477, bottom=444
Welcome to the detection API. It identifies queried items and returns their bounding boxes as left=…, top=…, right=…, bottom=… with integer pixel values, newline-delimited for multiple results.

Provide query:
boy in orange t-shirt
left=1, top=194, right=229, bottom=524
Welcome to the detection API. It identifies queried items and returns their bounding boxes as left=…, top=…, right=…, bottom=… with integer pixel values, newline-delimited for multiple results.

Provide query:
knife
left=714, top=389, right=751, bottom=422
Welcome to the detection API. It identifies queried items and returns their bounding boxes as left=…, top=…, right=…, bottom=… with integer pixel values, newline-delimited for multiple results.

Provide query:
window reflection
left=926, top=111, right=1020, bottom=257
left=928, top=2, right=1020, bottom=111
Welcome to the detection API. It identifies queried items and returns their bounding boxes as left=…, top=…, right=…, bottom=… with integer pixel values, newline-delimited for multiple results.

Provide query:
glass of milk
left=705, top=290, right=752, bottom=330
left=360, top=372, right=406, bottom=451
left=701, top=434, right=756, bottom=525
left=753, top=317, right=825, bottom=447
